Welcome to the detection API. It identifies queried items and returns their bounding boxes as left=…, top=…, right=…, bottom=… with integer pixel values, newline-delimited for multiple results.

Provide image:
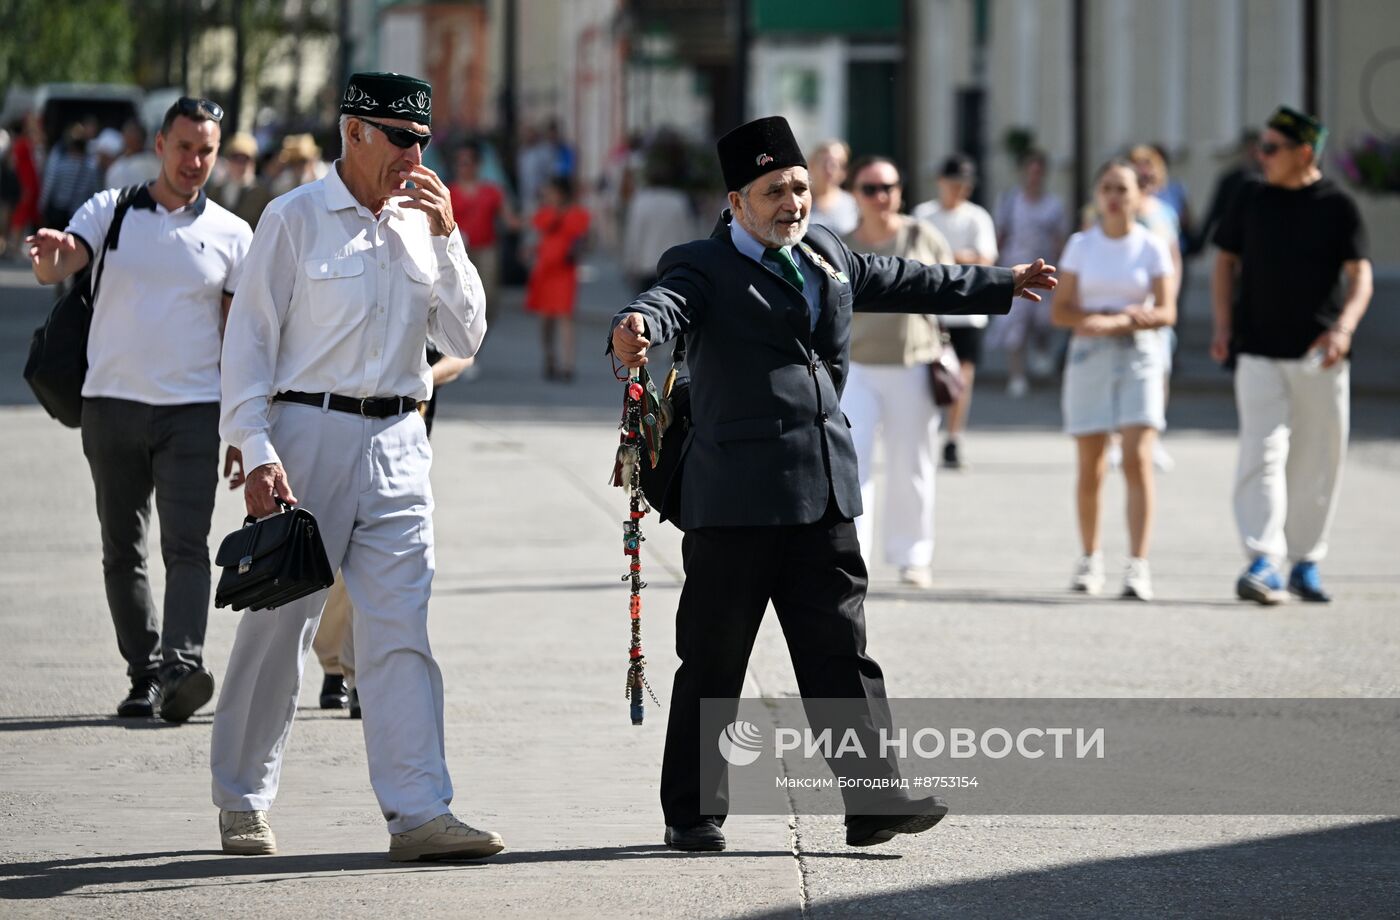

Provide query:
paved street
left=1, top=262, right=1397, bottom=918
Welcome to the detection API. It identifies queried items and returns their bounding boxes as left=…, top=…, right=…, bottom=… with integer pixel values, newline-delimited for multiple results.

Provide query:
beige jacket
left=844, top=216, right=953, bottom=365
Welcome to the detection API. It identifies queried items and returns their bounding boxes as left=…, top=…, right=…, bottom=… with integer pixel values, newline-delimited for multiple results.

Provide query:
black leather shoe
left=664, top=819, right=726, bottom=852
left=159, top=665, right=215, bottom=723
left=116, top=676, right=160, bottom=718
left=845, top=795, right=949, bottom=847
left=348, top=687, right=361, bottom=720
left=320, top=673, right=349, bottom=709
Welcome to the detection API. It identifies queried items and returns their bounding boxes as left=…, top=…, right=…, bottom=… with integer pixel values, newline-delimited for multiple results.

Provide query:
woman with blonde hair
left=842, top=156, right=954, bottom=588
left=1052, top=159, right=1176, bottom=600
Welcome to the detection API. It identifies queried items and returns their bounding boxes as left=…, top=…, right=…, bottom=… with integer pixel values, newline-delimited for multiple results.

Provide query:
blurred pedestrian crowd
left=783, top=117, right=1365, bottom=607
left=14, top=80, right=1372, bottom=750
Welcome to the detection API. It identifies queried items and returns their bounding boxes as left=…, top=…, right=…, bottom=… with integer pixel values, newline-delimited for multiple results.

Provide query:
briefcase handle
left=237, top=500, right=293, bottom=575
left=242, top=499, right=294, bottom=527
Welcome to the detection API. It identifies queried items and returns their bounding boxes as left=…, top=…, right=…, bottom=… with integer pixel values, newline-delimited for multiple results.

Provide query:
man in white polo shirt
left=27, top=97, right=252, bottom=724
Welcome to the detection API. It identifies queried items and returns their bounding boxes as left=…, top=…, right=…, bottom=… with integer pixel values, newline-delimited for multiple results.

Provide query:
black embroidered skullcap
left=1267, top=106, right=1328, bottom=154
left=717, top=116, right=807, bottom=192
left=340, top=72, right=433, bottom=127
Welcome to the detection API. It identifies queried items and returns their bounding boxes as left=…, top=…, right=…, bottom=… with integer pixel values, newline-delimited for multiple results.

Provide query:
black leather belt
left=274, top=390, right=421, bottom=419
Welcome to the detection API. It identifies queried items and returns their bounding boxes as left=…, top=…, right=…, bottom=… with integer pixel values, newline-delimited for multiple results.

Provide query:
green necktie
left=762, top=246, right=805, bottom=292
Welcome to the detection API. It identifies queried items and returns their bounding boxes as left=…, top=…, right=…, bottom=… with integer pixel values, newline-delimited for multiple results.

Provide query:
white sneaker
left=1007, top=375, right=1029, bottom=398
left=1122, top=558, right=1154, bottom=601
left=1152, top=441, right=1175, bottom=473
left=899, top=566, right=933, bottom=589
left=1070, top=554, right=1105, bottom=595
left=220, top=809, right=277, bottom=855
left=389, top=813, right=505, bottom=862
left=1027, top=347, right=1057, bottom=379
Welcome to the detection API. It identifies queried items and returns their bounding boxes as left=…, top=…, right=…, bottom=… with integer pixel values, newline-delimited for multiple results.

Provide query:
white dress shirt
left=221, top=162, right=486, bottom=471
left=621, top=186, right=695, bottom=278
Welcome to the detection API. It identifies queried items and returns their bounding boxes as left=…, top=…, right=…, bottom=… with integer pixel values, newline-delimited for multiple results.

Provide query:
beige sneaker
left=389, top=813, right=505, bottom=862
left=220, top=809, right=277, bottom=855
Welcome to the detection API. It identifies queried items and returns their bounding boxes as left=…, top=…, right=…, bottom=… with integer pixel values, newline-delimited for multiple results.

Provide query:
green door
left=846, top=59, right=899, bottom=159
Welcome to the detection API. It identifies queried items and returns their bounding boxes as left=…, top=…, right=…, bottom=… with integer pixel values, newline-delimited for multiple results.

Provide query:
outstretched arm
left=848, top=249, right=1055, bottom=316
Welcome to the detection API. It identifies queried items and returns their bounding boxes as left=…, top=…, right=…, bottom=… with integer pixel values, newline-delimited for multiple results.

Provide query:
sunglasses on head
left=358, top=117, right=432, bottom=151
left=858, top=182, right=900, bottom=197
left=175, top=96, right=224, bottom=122
left=1257, top=140, right=1295, bottom=156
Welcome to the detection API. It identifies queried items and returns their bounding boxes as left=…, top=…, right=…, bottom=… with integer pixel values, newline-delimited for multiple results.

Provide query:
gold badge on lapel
left=798, top=242, right=849, bottom=285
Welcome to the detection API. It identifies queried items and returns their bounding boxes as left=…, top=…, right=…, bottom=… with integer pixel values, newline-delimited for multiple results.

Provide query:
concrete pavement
left=1, top=261, right=1398, bottom=918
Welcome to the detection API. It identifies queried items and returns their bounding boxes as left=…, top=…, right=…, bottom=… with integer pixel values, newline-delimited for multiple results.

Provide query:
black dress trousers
left=660, top=499, right=900, bottom=827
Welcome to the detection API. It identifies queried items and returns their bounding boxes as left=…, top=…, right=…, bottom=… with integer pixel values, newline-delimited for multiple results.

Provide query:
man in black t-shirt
left=1211, top=106, right=1373, bottom=606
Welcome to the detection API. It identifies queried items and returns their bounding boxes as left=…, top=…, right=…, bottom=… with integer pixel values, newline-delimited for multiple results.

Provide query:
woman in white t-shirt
left=1052, top=159, right=1176, bottom=601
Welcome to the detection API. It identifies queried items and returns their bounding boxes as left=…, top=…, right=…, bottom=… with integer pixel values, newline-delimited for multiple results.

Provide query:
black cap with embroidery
left=1267, top=106, right=1328, bottom=154
left=717, top=116, right=807, bottom=193
left=340, top=72, right=433, bottom=127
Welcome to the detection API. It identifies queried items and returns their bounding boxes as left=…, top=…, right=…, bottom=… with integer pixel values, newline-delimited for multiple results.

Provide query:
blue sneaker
left=1288, top=561, right=1332, bottom=603
left=1236, top=557, right=1287, bottom=605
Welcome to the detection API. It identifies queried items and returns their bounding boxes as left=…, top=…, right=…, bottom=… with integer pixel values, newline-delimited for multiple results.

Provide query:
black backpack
left=23, top=184, right=142, bottom=427
left=637, top=336, right=690, bottom=528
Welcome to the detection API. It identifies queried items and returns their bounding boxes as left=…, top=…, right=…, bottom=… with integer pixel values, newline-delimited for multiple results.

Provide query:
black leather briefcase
left=214, top=504, right=335, bottom=612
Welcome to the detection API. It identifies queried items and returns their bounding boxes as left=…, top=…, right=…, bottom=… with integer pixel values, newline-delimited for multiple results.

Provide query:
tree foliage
left=0, top=0, right=137, bottom=86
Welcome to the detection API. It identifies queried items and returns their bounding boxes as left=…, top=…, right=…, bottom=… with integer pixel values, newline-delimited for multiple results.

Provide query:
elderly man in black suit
left=611, top=116, right=1056, bottom=851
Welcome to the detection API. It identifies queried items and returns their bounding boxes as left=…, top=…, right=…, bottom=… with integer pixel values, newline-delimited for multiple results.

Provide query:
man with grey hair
left=212, top=71, right=499, bottom=861
left=611, top=115, right=1056, bottom=852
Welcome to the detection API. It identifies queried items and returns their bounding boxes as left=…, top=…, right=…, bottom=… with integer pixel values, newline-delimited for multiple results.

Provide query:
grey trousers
left=80, top=397, right=220, bottom=680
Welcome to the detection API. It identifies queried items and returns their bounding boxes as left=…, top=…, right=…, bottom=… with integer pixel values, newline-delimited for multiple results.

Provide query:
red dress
left=525, top=205, right=589, bottom=317
left=9, top=136, right=40, bottom=233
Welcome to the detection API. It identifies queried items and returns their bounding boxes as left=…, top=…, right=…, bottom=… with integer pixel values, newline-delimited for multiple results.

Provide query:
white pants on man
left=1233, top=354, right=1349, bottom=564
left=313, top=573, right=357, bottom=686
left=211, top=402, right=452, bottom=834
left=844, top=361, right=941, bottom=570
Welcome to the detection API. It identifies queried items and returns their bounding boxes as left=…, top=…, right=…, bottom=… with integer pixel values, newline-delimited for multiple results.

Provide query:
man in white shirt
left=621, top=176, right=695, bottom=292
left=27, top=97, right=251, bottom=725
left=913, top=155, right=999, bottom=468
left=212, top=72, right=500, bottom=863
left=105, top=119, right=162, bottom=189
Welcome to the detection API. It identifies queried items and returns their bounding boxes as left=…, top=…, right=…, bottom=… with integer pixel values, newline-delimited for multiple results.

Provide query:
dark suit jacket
left=613, top=212, right=1015, bottom=530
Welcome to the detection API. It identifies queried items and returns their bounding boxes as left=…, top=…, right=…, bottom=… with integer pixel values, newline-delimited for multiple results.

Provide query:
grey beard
left=755, top=215, right=808, bottom=247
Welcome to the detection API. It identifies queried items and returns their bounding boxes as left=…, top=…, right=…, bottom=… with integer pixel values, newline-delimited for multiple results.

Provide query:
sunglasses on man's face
left=358, top=117, right=432, bottom=151
left=858, top=182, right=900, bottom=197
left=1257, top=140, right=1295, bottom=157
left=175, top=96, right=224, bottom=122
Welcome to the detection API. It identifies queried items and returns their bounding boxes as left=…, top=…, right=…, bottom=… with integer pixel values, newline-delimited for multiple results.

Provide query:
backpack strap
left=89, top=184, right=144, bottom=303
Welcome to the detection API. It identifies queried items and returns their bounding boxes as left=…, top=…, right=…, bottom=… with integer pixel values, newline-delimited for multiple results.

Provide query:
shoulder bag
left=23, top=184, right=143, bottom=427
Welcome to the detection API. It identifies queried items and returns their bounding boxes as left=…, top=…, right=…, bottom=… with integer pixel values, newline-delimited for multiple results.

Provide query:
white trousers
left=312, top=572, right=357, bottom=686
left=844, top=361, right=941, bottom=569
left=1233, top=354, right=1349, bottom=564
left=210, top=403, right=452, bottom=834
